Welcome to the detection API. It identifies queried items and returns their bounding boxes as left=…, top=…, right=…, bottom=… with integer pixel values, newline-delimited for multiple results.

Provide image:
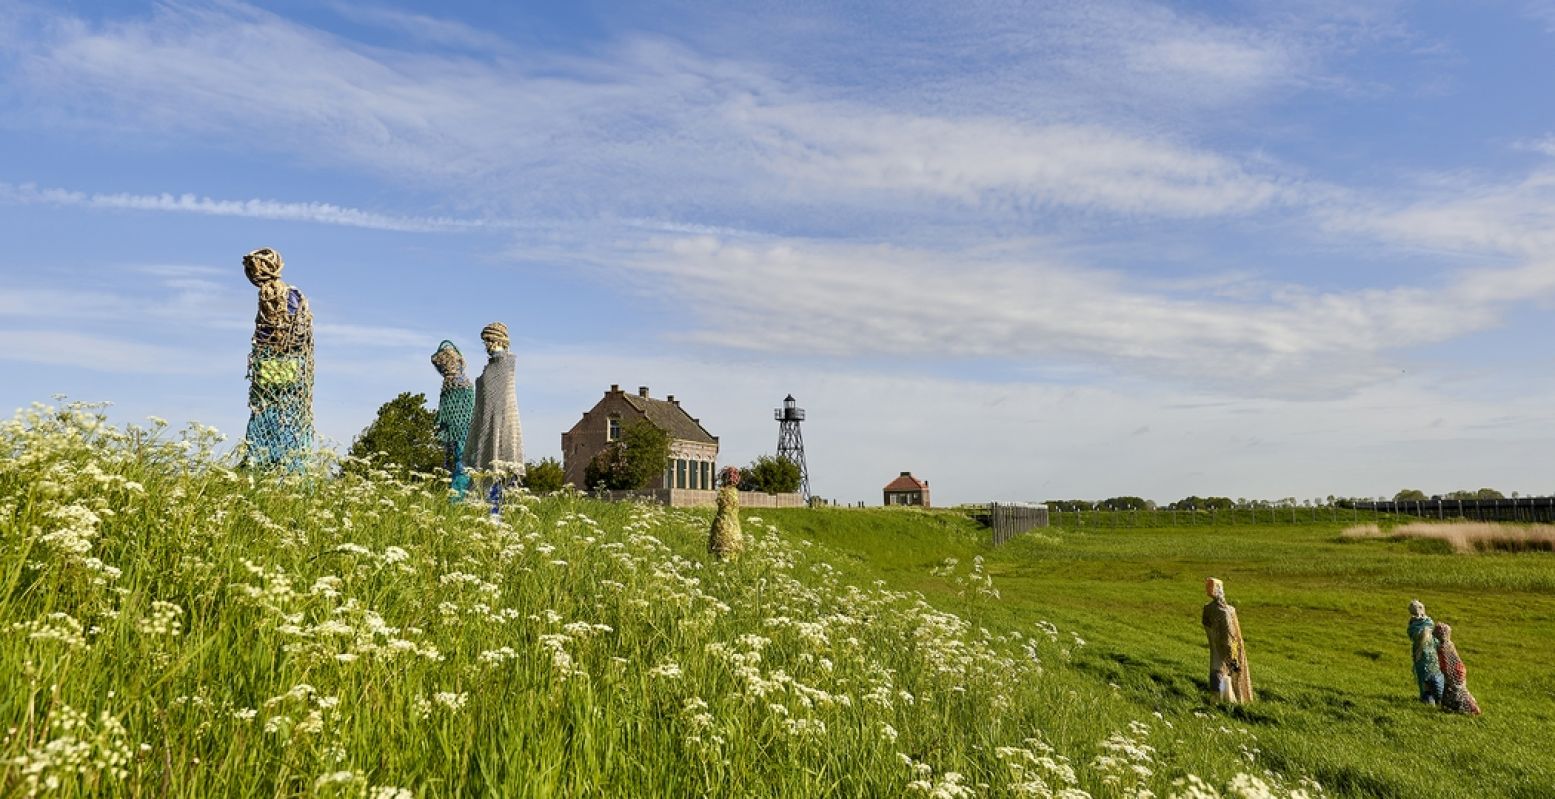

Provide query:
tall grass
left=1341, top=522, right=1555, bottom=553
left=0, top=401, right=1321, bottom=798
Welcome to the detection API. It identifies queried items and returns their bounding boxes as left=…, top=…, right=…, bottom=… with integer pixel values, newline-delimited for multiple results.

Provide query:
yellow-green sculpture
left=241, top=248, right=313, bottom=470
left=708, top=467, right=743, bottom=560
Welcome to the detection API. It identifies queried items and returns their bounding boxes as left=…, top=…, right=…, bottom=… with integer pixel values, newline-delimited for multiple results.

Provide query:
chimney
left=900, top=471, right=911, bottom=477
left=609, top=384, right=620, bottom=394
left=638, top=386, right=649, bottom=397
left=667, top=394, right=677, bottom=404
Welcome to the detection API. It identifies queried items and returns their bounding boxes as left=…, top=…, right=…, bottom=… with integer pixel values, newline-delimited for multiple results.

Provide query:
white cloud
left=1323, top=169, right=1555, bottom=258
left=5, top=2, right=1300, bottom=221
left=600, top=233, right=1552, bottom=398
left=324, top=4, right=511, bottom=52
left=0, top=182, right=491, bottom=233
left=733, top=104, right=1288, bottom=217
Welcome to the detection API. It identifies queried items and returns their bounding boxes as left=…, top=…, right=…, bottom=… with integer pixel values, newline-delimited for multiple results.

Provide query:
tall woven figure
left=431, top=340, right=475, bottom=497
left=463, top=322, right=525, bottom=510
left=709, top=467, right=743, bottom=560
left=241, top=248, right=313, bottom=471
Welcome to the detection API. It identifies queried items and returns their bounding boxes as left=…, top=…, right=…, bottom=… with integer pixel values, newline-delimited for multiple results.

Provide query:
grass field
left=5, top=401, right=1552, bottom=797
left=766, top=507, right=1555, bottom=798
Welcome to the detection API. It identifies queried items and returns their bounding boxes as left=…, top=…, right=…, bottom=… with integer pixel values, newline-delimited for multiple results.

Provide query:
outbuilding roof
left=883, top=472, right=928, bottom=492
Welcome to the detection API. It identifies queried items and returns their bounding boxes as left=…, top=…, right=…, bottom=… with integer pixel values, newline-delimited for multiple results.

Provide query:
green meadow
left=769, top=507, right=1555, bottom=798
left=4, top=401, right=1552, bottom=797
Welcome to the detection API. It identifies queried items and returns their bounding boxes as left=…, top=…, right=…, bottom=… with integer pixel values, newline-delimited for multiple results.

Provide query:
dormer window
left=607, top=416, right=621, bottom=441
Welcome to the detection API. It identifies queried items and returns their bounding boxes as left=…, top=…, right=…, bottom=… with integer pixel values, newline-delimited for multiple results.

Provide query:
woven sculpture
left=464, top=322, right=525, bottom=508
left=241, top=248, right=314, bottom=471
left=709, top=470, right=743, bottom=560
left=431, top=340, right=475, bottom=496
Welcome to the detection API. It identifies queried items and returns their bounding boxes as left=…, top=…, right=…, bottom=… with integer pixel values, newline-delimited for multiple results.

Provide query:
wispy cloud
left=0, top=182, right=492, bottom=233
left=1322, top=169, right=1555, bottom=258
left=3, top=2, right=1308, bottom=222
left=606, top=233, right=1553, bottom=398
left=324, top=4, right=511, bottom=52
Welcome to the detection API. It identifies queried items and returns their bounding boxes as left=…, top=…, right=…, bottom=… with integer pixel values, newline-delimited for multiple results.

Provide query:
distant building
left=562, top=385, right=719, bottom=494
left=883, top=471, right=931, bottom=507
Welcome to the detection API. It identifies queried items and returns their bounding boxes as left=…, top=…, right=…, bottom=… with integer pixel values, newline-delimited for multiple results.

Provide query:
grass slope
left=764, top=508, right=1555, bottom=798
left=3, top=403, right=1319, bottom=798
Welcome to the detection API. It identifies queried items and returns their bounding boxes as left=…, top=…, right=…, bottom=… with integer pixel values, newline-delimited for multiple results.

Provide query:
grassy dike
left=0, top=402, right=1332, bottom=798
left=764, top=507, right=1555, bottom=798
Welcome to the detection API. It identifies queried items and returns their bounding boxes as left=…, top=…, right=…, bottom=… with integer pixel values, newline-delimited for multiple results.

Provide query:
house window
left=676, top=459, right=687, bottom=490
left=607, top=416, right=621, bottom=441
left=700, top=461, right=711, bottom=491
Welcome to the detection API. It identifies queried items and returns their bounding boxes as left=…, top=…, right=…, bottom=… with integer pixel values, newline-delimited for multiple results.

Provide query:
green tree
left=1099, top=496, right=1149, bottom=510
left=1168, top=496, right=1232, bottom=510
left=739, top=454, right=802, bottom=494
left=523, top=457, right=566, bottom=493
left=346, top=392, right=442, bottom=481
left=584, top=420, right=671, bottom=490
left=1393, top=489, right=1428, bottom=502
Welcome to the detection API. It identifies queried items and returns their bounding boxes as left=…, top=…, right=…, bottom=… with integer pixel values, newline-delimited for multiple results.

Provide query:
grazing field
left=766, top=508, right=1555, bottom=798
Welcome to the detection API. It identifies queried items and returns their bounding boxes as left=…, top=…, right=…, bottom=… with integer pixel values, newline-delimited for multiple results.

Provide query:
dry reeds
left=1342, top=521, right=1555, bottom=553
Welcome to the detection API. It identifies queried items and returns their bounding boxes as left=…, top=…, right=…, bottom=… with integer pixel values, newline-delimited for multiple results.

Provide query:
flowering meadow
left=1, top=402, right=1327, bottom=797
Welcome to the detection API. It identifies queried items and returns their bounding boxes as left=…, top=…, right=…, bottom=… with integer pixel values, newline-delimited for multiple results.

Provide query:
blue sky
left=3, top=0, right=1554, bottom=505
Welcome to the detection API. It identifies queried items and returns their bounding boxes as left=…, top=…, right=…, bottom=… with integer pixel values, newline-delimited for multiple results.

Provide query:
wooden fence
left=971, top=503, right=1051, bottom=545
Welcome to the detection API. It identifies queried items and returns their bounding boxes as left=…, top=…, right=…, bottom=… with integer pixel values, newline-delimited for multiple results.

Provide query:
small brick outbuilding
left=883, top=472, right=930, bottom=507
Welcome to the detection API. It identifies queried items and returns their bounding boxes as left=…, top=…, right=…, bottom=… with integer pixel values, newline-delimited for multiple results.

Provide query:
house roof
left=883, top=472, right=928, bottom=492
left=622, top=393, right=717, bottom=445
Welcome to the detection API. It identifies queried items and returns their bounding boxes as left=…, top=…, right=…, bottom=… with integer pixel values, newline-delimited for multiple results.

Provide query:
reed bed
left=1341, top=521, right=1555, bottom=553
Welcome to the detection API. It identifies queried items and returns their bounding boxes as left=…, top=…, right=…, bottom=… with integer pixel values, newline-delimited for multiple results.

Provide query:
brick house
left=883, top=471, right=931, bottom=507
left=562, top=385, right=719, bottom=495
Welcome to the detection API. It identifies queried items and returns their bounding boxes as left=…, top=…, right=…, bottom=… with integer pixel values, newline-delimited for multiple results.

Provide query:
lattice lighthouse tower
left=775, top=394, right=811, bottom=501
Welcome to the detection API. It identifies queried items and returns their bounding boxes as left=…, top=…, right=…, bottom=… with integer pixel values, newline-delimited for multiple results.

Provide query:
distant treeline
left=1041, top=490, right=1528, bottom=512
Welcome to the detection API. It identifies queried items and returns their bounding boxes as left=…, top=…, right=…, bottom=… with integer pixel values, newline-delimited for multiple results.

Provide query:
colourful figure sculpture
left=241, top=248, right=313, bottom=470
left=1408, top=600, right=1444, bottom=705
left=709, top=467, right=743, bottom=560
left=1202, top=578, right=1254, bottom=703
left=1433, top=623, right=1482, bottom=715
left=463, top=322, right=524, bottom=510
left=430, top=340, right=475, bottom=498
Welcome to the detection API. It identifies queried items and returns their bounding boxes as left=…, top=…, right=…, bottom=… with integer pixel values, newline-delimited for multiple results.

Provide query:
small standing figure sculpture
left=1202, top=578, right=1255, bottom=703
left=709, top=466, right=744, bottom=560
left=1407, top=600, right=1444, bottom=705
left=1433, top=623, right=1482, bottom=715
left=463, top=322, right=524, bottom=511
left=241, top=248, right=314, bottom=471
left=430, top=340, right=475, bottom=498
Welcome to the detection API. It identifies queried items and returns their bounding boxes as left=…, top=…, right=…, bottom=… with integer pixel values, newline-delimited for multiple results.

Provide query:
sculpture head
left=243, top=248, right=284, bottom=287
left=480, top=321, right=510, bottom=353
left=431, top=340, right=466, bottom=378
left=1205, top=577, right=1224, bottom=600
left=1408, top=599, right=1426, bottom=619
left=1433, top=622, right=1452, bottom=642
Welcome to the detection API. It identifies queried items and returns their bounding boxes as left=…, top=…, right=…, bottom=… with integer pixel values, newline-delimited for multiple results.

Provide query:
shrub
left=739, top=454, right=801, bottom=494
left=346, top=392, right=442, bottom=480
left=584, top=420, right=670, bottom=490
left=524, top=457, right=566, bottom=493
